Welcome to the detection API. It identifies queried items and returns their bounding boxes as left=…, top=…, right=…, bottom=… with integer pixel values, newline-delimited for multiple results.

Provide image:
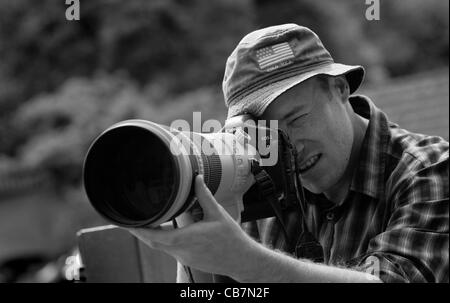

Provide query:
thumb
left=194, top=175, right=222, bottom=219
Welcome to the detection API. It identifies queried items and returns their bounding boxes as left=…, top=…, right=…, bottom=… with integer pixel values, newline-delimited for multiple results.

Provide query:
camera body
left=223, top=114, right=303, bottom=223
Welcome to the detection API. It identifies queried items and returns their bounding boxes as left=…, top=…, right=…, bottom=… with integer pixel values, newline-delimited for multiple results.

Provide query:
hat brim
left=227, top=63, right=365, bottom=118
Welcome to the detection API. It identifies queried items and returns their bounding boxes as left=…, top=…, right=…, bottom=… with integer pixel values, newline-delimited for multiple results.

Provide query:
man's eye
left=291, top=114, right=308, bottom=124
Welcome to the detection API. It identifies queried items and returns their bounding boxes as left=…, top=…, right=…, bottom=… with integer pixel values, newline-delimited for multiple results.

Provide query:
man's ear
left=333, top=76, right=350, bottom=103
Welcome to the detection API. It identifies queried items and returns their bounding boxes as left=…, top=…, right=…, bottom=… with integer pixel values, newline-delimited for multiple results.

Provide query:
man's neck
left=324, top=113, right=369, bottom=205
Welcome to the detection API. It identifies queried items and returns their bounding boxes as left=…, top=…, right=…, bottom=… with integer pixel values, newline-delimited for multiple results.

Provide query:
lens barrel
left=83, top=120, right=221, bottom=227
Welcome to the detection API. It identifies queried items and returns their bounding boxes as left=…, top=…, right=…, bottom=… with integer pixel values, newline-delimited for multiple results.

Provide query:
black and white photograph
left=0, top=0, right=448, bottom=290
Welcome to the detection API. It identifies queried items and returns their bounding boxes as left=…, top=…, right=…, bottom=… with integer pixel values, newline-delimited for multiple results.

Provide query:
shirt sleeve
left=357, top=154, right=449, bottom=282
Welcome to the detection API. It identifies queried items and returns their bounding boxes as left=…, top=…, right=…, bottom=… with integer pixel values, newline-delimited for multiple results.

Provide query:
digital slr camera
left=83, top=114, right=307, bottom=234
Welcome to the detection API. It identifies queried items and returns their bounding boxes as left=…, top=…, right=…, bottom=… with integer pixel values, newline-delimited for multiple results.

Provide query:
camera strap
left=295, top=230, right=325, bottom=263
left=251, top=161, right=296, bottom=252
left=251, top=160, right=324, bottom=262
left=293, top=163, right=325, bottom=263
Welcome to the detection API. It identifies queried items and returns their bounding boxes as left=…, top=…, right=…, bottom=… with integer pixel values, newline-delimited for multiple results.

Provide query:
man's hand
left=128, top=175, right=261, bottom=278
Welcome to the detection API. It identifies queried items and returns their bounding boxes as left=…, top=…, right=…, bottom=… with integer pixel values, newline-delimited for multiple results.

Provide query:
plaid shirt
left=242, top=95, right=449, bottom=283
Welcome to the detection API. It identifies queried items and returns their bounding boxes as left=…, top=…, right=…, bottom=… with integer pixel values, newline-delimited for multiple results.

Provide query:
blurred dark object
left=0, top=254, right=69, bottom=283
left=0, top=255, right=46, bottom=282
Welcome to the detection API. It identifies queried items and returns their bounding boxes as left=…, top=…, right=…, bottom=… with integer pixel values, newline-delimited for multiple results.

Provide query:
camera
left=83, top=114, right=305, bottom=228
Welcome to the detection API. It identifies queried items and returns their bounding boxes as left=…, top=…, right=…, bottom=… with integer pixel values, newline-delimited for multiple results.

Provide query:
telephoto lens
left=83, top=119, right=257, bottom=228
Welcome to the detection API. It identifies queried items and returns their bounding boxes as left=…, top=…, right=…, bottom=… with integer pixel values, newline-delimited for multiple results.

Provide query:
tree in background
left=0, top=0, right=254, bottom=155
left=0, top=0, right=448, bottom=186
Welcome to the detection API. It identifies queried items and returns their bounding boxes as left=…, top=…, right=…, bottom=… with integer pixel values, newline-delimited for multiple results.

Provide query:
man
left=130, top=24, right=449, bottom=282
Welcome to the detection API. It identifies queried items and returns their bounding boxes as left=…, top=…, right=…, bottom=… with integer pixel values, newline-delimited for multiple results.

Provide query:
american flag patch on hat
left=255, top=42, right=295, bottom=71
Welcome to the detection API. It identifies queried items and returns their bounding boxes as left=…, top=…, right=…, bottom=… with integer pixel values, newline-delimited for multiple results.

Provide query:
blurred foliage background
left=0, top=0, right=448, bottom=280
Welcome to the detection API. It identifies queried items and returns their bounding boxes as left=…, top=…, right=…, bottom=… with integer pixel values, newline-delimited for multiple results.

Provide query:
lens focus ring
left=201, top=153, right=221, bottom=195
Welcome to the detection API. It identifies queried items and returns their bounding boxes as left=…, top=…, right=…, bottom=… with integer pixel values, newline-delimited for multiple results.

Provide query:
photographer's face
left=261, top=76, right=354, bottom=195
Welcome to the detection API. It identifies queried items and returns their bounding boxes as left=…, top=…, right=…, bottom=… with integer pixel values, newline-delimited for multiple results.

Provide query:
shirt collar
left=349, top=95, right=391, bottom=200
